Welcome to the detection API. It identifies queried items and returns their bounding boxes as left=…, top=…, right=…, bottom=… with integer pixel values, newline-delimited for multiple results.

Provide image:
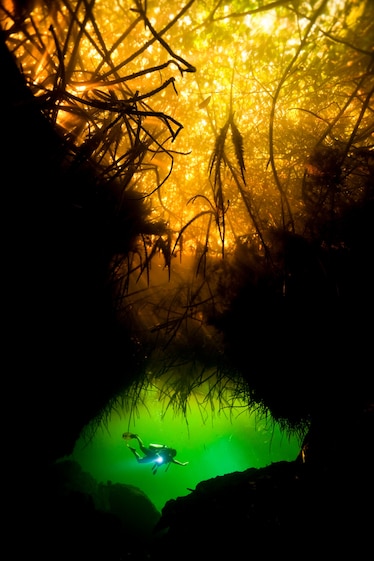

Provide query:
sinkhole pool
left=70, top=390, right=301, bottom=513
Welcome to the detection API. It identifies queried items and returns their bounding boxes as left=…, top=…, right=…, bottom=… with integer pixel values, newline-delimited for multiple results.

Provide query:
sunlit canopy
left=3, top=0, right=372, bottom=251
left=2, top=0, right=373, bottom=422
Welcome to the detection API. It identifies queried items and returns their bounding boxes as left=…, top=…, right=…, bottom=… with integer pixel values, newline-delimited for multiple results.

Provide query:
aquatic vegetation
left=2, top=0, right=373, bottom=442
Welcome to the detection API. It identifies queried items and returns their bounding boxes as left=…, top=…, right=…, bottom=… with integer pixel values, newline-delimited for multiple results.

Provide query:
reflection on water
left=70, top=390, right=301, bottom=512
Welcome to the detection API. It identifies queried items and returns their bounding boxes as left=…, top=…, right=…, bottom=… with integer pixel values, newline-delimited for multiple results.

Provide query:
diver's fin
left=122, top=432, right=138, bottom=440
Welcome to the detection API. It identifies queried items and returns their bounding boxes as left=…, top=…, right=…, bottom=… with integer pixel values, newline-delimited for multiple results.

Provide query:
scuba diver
left=122, top=432, right=189, bottom=474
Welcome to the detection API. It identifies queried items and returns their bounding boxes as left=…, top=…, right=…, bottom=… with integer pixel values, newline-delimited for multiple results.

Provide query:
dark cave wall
left=45, top=460, right=161, bottom=560
left=211, top=199, right=374, bottom=428
left=1, top=33, right=148, bottom=463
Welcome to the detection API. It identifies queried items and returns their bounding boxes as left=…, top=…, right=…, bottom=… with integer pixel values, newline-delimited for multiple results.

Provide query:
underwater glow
left=71, top=380, right=300, bottom=512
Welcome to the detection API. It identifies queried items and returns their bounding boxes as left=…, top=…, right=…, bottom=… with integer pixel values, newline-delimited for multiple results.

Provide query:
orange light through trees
left=2, top=0, right=373, bottom=421
left=2, top=0, right=372, bottom=256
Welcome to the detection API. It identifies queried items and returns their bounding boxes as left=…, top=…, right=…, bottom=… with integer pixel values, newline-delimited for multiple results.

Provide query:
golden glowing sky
left=2, top=0, right=372, bottom=255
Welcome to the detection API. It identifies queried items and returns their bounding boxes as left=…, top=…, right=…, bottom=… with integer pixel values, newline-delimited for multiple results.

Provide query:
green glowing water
left=70, top=388, right=301, bottom=513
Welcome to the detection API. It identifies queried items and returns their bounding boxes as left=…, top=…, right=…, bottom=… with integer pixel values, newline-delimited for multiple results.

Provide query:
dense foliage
left=2, top=0, right=373, bottom=431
